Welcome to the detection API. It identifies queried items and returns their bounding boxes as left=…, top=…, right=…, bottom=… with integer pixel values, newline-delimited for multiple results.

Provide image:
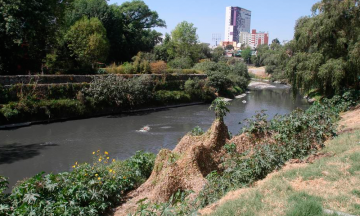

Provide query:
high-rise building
left=240, top=29, right=269, bottom=48
left=224, top=7, right=251, bottom=43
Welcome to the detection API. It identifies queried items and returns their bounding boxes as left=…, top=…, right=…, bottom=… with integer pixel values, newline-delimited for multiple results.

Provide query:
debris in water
left=221, top=98, right=232, bottom=102
left=242, top=100, right=247, bottom=104
left=138, top=126, right=150, bottom=133
left=235, top=94, right=247, bottom=99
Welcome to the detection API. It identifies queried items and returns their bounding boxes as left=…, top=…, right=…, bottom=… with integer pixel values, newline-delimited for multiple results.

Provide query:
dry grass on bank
left=248, top=66, right=269, bottom=79
left=200, top=108, right=360, bottom=216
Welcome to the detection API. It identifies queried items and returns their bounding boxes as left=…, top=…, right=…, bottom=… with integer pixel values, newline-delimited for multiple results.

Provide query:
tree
left=117, top=0, right=166, bottom=61
left=286, top=0, right=360, bottom=94
left=171, top=21, right=199, bottom=62
left=225, top=45, right=234, bottom=50
left=168, top=57, right=193, bottom=69
left=212, top=47, right=225, bottom=62
left=199, top=43, right=212, bottom=59
left=66, top=17, right=109, bottom=68
left=241, top=48, right=252, bottom=64
left=0, top=0, right=73, bottom=74
left=272, top=38, right=280, bottom=45
left=65, top=0, right=165, bottom=63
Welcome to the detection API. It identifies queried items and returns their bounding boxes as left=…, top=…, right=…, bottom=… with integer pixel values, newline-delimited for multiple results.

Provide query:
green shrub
left=191, top=126, right=204, bottom=136
left=168, top=57, right=193, bottom=69
left=209, top=98, right=230, bottom=121
left=0, top=151, right=155, bottom=216
left=154, top=90, right=191, bottom=105
left=84, top=75, right=153, bottom=107
left=184, top=78, right=201, bottom=95
left=165, top=69, right=202, bottom=74
left=0, top=85, right=9, bottom=104
left=193, top=61, right=249, bottom=94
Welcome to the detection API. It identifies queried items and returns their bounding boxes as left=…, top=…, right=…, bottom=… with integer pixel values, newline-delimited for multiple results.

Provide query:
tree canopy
left=0, top=0, right=166, bottom=74
left=254, top=0, right=360, bottom=95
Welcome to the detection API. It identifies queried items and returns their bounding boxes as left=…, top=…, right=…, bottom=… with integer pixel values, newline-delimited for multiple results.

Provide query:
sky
left=108, top=0, right=319, bottom=45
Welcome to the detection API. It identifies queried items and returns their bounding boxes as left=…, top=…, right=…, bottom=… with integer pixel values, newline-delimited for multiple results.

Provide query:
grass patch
left=285, top=192, right=324, bottom=216
left=210, top=191, right=264, bottom=216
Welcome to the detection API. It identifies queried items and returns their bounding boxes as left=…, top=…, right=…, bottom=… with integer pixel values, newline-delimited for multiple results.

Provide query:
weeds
left=191, top=126, right=204, bottom=136
left=0, top=151, right=155, bottom=216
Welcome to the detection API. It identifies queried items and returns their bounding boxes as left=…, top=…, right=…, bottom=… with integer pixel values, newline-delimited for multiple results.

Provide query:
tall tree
left=0, top=0, right=73, bottom=74
left=287, top=0, right=360, bottom=94
left=171, top=21, right=199, bottom=62
left=66, top=17, right=109, bottom=68
left=117, top=0, right=166, bottom=62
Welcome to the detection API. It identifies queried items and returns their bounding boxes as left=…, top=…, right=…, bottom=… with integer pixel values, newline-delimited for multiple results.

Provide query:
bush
left=168, top=57, right=193, bottom=69
left=165, top=69, right=202, bottom=75
left=0, top=151, right=155, bottom=216
left=0, top=85, right=9, bottom=104
left=191, top=126, right=204, bottom=136
left=121, top=62, right=136, bottom=74
left=154, top=90, right=192, bottom=105
left=105, top=63, right=123, bottom=74
left=184, top=78, right=200, bottom=95
left=193, top=61, right=250, bottom=94
left=150, top=61, right=167, bottom=74
left=84, top=75, right=153, bottom=107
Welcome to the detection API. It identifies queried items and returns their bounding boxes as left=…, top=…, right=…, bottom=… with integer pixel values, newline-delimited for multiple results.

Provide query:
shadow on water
left=107, top=107, right=172, bottom=118
left=0, top=142, right=58, bottom=165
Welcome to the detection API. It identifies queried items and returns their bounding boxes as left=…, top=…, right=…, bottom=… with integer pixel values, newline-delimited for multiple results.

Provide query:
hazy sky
left=108, top=0, right=319, bottom=44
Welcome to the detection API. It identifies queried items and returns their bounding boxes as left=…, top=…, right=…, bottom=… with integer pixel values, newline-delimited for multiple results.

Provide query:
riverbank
left=0, top=73, right=252, bottom=128
left=0, top=89, right=356, bottom=215
left=115, top=91, right=359, bottom=215
left=0, top=102, right=205, bottom=129
left=202, top=107, right=360, bottom=216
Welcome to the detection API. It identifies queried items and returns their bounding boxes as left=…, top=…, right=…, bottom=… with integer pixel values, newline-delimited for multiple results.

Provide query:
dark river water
left=0, top=82, right=309, bottom=189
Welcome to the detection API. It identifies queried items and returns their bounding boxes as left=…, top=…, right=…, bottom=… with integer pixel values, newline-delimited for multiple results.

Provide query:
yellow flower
left=75, top=162, right=78, bottom=165
left=95, top=174, right=98, bottom=177
left=97, top=150, right=100, bottom=152
left=72, top=165, right=75, bottom=168
left=113, top=171, right=116, bottom=174
left=92, top=152, right=95, bottom=155
left=123, top=176, right=126, bottom=179
left=112, top=159, right=116, bottom=162
left=109, top=169, right=113, bottom=173
left=105, top=151, right=109, bottom=155
left=106, top=157, right=109, bottom=160
left=99, top=158, right=102, bottom=162
left=98, top=177, right=101, bottom=180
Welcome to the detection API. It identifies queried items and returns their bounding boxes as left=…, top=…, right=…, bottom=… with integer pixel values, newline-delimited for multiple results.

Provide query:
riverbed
left=0, top=82, right=309, bottom=189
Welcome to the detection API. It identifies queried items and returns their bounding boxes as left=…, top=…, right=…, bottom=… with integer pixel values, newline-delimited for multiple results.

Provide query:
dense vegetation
left=0, top=90, right=357, bottom=215
left=0, top=151, right=155, bottom=215
left=252, top=0, right=360, bottom=95
left=0, top=0, right=165, bottom=74
left=0, top=75, right=222, bottom=125
left=0, top=0, right=226, bottom=75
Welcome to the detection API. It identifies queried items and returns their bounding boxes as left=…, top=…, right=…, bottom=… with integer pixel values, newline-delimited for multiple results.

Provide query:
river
left=0, top=82, right=309, bottom=189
